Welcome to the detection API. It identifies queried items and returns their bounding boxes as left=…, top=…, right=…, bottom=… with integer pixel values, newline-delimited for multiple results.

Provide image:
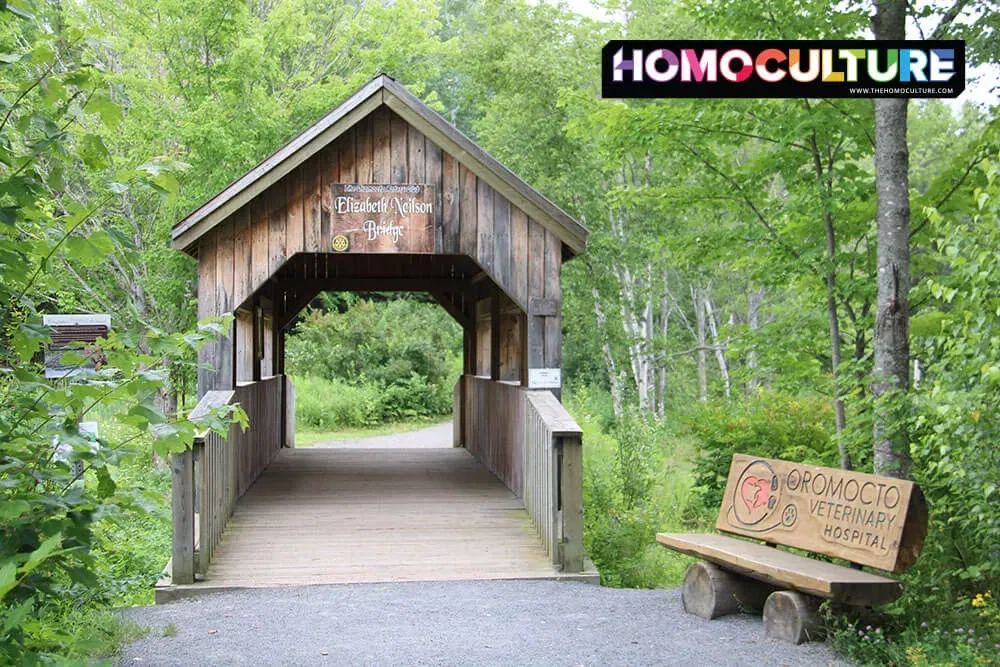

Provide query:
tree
left=870, top=0, right=986, bottom=478
left=0, top=4, right=235, bottom=658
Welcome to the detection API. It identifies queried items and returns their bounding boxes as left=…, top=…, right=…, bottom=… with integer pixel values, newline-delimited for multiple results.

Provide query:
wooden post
left=519, top=313, right=529, bottom=387
left=270, top=287, right=280, bottom=375
left=284, top=375, right=296, bottom=448
left=171, top=449, right=196, bottom=585
left=279, top=372, right=287, bottom=450
left=252, top=297, right=261, bottom=382
left=490, top=290, right=501, bottom=381
left=559, top=434, right=584, bottom=573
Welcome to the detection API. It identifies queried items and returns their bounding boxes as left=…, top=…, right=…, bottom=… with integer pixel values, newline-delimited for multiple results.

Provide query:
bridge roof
left=171, top=75, right=588, bottom=256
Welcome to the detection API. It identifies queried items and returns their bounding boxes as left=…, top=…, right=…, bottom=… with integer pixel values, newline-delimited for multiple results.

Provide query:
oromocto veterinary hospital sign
left=718, top=454, right=923, bottom=572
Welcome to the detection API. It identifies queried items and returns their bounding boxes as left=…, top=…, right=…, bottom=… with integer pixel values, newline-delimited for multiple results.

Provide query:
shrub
left=286, top=297, right=462, bottom=427
left=294, top=375, right=383, bottom=429
left=687, top=391, right=837, bottom=509
left=568, top=384, right=707, bottom=589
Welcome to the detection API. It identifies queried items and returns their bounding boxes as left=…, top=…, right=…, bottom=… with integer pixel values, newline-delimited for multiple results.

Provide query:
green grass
left=295, top=418, right=451, bottom=447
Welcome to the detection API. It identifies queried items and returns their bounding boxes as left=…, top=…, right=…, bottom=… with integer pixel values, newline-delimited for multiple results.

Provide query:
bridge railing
left=524, top=391, right=584, bottom=572
left=457, top=375, right=584, bottom=573
left=171, top=375, right=288, bottom=584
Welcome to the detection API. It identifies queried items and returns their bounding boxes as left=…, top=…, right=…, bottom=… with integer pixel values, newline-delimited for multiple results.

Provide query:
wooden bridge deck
left=201, top=447, right=560, bottom=587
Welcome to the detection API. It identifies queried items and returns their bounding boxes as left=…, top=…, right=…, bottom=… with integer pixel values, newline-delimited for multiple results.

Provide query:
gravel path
left=309, top=422, right=452, bottom=449
left=119, top=580, right=847, bottom=666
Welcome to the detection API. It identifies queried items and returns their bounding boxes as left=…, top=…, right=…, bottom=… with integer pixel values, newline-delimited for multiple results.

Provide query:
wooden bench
left=658, top=454, right=928, bottom=643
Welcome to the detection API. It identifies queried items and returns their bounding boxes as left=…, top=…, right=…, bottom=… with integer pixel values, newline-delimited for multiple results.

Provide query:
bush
left=294, top=375, right=383, bottom=429
left=569, top=384, right=708, bottom=589
left=286, top=297, right=462, bottom=428
left=687, top=391, right=837, bottom=509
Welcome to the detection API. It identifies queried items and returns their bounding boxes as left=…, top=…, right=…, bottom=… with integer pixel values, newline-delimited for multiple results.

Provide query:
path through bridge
left=198, top=444, right=564, bottom=590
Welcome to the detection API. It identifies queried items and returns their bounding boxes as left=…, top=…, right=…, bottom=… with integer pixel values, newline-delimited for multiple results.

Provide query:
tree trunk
left=824, top=210, right=851, bottom=470
left=746, top=287, right=764, bottom=392
left=704, top=296, right=731, bottom=399
left=871, top=0, right=912, bottom=479
left=693, top=286, right=708, bottom=402
left=657, top=277, right=669, bottom=416
left=592, top=287, right=624, bottom=418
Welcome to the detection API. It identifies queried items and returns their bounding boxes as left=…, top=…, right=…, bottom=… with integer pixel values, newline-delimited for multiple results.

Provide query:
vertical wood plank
left=544, top=229, right=562, bottom=395
left=408, top=125, right=426, bottom=183
left=320, top=145, right=339, bottom=252
left=215, top=219, right=235, bottom=390
left=490, top=291, right=501, bottom=380
left=268, top=189, right=286, bottom=275
left=197, top=235, right=218, bottom=396
left=285, top=167, right=305, bottom=256
left=442, top=152, right=460, bottom=254
left=285, top=376, right=296, bottom=448
left=355, top=116, right=373, bottom=184
left=477, top=180, right=494, bottom=272
left=233, top=207, right=252, bottom=309
left=305, top=156, right=322, bottom=252
left=493, top=193, right=510, bottom=288
left=460, top=167, right=477, bottom=257
left=252, top=299, right=261, bottom=382
left=511, top=207, right=528, bottom=306
left=372, top=107, right=390, bottom=183
left=527, top=219, right=546, bottom=375
left=425, top=137, right=443, bottom=253
left=390, top=112, right=408, bottom=184
left=339, top=126, right=357, bottom=183
left=263, top=314, right=274, bottom=378
left=251, top=200, right=269, bottom=296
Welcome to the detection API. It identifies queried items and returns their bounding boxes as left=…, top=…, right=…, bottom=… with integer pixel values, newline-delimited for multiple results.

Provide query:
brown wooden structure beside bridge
left=162, top=76, right=592, bottom=598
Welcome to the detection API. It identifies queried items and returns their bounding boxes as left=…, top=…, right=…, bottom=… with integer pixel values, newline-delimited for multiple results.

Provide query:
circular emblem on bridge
left=733, top=459, right=781, bottom=527
left=331, top=234, right=350, bottom=252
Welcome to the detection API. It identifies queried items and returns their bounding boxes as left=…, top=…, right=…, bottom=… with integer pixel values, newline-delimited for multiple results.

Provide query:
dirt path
left=308, top=421, right=453, bottom=449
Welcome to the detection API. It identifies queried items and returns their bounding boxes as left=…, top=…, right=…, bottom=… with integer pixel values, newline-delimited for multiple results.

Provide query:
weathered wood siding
left=195, top=105, right=563, bottom=396
left=460, top=375, right=525, bottom=496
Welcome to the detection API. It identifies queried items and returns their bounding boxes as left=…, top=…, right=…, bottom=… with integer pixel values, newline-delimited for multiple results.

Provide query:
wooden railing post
left=284, top=375, right=295, bottom=448
left=559, top=434, right=584, bottom=573
left=171, top=449, right=195, bottom=585
left=453, top=378, right=462, bottom=447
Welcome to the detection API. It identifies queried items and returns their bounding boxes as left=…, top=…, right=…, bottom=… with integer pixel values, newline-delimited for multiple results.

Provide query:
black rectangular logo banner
left=602, top=40, right=965, bottom=99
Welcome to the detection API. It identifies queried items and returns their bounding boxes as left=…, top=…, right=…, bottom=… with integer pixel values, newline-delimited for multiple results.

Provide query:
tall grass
left=567, top=383, right=711, bottom=589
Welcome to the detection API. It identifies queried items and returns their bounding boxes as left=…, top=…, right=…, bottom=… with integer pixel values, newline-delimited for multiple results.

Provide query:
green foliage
left=688, top=392, right=837, bottom=509
left=825, top=590, right=1000, bottom=666
left=910, top=157, right=1000, bottom=589
left=294, top=375, right=382, bottom=430
left=571, top=384, right=707, bottom=589
left=287, top=297, right=462, bottom=429
left=0, top=4, right=234, bottom=660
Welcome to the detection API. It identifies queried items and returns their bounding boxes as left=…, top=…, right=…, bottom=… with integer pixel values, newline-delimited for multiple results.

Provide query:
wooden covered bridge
left=161, top=76, right=593, bottom=600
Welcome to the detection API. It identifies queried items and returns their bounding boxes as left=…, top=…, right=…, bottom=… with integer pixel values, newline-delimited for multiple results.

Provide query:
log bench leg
left=763, top=590, right=826, bottom=644
left=681, top=561, right=776, bottom=620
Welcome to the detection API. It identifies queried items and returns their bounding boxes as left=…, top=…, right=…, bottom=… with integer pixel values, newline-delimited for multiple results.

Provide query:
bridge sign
left=331, top=184, right=434, bottom=253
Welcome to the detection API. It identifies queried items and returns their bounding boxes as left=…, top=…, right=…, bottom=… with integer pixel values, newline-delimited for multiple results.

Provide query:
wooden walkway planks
left=203, top=447, right=559, bottom=587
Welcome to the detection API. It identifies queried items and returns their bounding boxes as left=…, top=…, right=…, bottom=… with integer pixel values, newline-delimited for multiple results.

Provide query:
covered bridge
left=163, top=76, right=591, bottom=598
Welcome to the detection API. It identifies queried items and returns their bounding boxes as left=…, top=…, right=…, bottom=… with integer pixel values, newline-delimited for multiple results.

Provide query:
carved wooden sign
left=331, top=184, right=434, bottom=253
left=716, top=454, right=926, bottom=573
